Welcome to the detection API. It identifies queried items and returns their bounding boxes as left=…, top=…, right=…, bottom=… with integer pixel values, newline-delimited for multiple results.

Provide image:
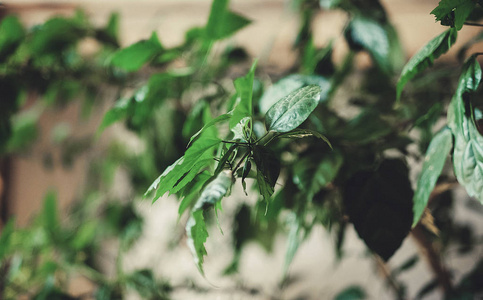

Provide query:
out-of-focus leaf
left=260, top=75, right=330, bottom=114
left=186, top=210, right=209, bottom=275
left=126, top=269, right=170, bottom=298
left=275, top=128, right=331, bottom=147
left=110, top=32, right=163, bottom=71
left=448, top=56, right=483, bottom=203
left=448, top=259, right=483, bottom=299
left=319, top=0, right=341, bottom=9
left=265, top=85, right=322, bottom=133
left=0, top=15, right=25, bottom=61
left=431, top=0, right=475, bottom=30
left=42, top=190, right=59, bottom=236
left=283, top=212, right=303, bottom=275
left=293, top=151, right=343, bottom=199
left=6, top=107, right=40, bottom=152
left=412, top=127, right=453, bottom=226
left=230, top=60, right=257, bottom=129
left=393, top=255, right=419, bottom=276
left=416, top=279, right=439, bottom=300
left=30, top=17, right=86, bottom=56
left=97, top=97, right=129, bottom=134
left=397, top=28, right=457, bottom=100
left=205, top=0, right=251, bottom=40
left=0, top=218, right=14, bottom=260
left=345, top=17, right=391, bottom=73
left=95, top=12, right=120, bottom=47
left=71, top=221, right=98, bottom=250
left=334, top=285, right=366, bottom=300
left=343, top=159, right=413, bottom=261
left=342, top=108, right=392, bottom=144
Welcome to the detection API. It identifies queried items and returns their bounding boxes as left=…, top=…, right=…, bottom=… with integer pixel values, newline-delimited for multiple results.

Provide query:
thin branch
left=374, top=256, right=406, bottom=300
left=464, top=22, right=483, bottom=27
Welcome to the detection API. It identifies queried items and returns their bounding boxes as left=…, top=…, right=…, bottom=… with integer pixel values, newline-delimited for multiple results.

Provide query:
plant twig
left=411, top=223, right=453, bottom=294
left=464, top=22, right=483, bottom=27
left=374, top=255, right=406, bottom=300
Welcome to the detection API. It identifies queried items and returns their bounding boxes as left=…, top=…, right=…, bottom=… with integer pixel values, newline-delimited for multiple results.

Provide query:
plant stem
left=233, top=151, right=250, bottom=174
left=464, top=22, right=483, bottom=27
left=411, top=224, right=453, bottom=294
left=374, top=256, right=406, bottom=300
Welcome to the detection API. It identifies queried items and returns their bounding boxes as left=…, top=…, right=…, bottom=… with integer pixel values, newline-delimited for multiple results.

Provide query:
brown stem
left=374, top=255, right=406, bottom=300
left=411, top=224, right=453, bottom=294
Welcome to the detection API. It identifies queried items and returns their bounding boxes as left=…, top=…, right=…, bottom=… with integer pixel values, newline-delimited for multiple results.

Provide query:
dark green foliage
left=343, top=159, right=414, bottom=260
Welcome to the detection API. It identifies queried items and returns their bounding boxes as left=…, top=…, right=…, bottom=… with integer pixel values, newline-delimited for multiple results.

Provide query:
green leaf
left=71, top=221, right=98, bottom=250
left=265, top=85, right=322, bottom=133
left=259, top=75, right=330, bottom=114
left=178, top=172, right=212, bottom=217
left=97, top=97, right=129, bottom=134
left=205, top=0, right=251, bottom=40
left=0, top=218, right=14, bottom=260
left=146, top=138, right=221, bottom=202
left=189, top=113, right=232, bottom=146
left=342, top=108, right=392, bottom=144
left=110, top=32, right=163, bottom=71
left=293, top=151, right=343, bottom=199
left=186, top=210, right=209, bottom=275
left=431, top=0, right=475, bottom=30
left=193, top=170, right=233, bottom=211
left=397, top=28, right=457, bottom=100
left=230, top=60, right=257, bottom=129
left=412, top=127, right=453, bottom=227
left=0, top=15, right=25, bottom=61
left=283, top=212, right=304, bottom=275
left=345, top=17, right=391, bottom=73
left=275, top=128, right=331, bottom=148
left=448, top=56, right=483, bottom=203
left=334, top=286, right=366, bottom=300
left=42, top=190, right=59, bottom=235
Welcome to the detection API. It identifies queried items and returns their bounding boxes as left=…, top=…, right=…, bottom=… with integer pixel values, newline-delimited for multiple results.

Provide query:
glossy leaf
left=110, top=32, right=163, bottom=71
left=412, top=127, right=453, bottom=227
left=397, top=28, right=457, bottom=100
left=345, top=17, right=391, bottom=73
left=230, top=60, right=257, bottom=129
left=0, top=16, right=25, bottom=61
left=448, top=56, right=483, bottom=203
left=205, top=0, right=251, bottom=40
left=259, top=75, right=330, bottom=114
left=186, top=210, right=209, bottom=275
left=431, top=0, right=475, bottom=30
left=193, top=170, right=233, bottom=211
left=265, top=85, right=322, bottom=133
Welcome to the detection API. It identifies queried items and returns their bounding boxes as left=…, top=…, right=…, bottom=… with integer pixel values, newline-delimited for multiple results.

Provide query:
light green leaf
left=186, top=210, right=209, bottom=275
left=188, top=112, right=231, bottom=146
left=0, top=218, right=14, bottom=260
left=259, top=75, right=330, bottom=114
left=97, top=97, right=129, bottom=134
left=345, top=17, right=391, bottom=73
left=283, top=212, right=303, bottom=276
left=193, top=170, right=233, bottom=211
left=431, top=0, right=475, bottom=30
left=205, top=0, right=251, bottom=41
left=146, top=138, right=221, bottom=202
left=448, top=56, right=483, bottom=203
left=412, top=127, right=453, bottom=227
left=110, top=32, right=163, bottom=71
left=43, top=190, right=59, bottom=234
left=230, top=60, right=257, bottom=129
left=265, top=85, right=322, bottom=133
left=0, top=15, right=25, bottom=61
left=178, top=172, right=212, bottom=217
left=397, top=28, right=457, bottom=100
